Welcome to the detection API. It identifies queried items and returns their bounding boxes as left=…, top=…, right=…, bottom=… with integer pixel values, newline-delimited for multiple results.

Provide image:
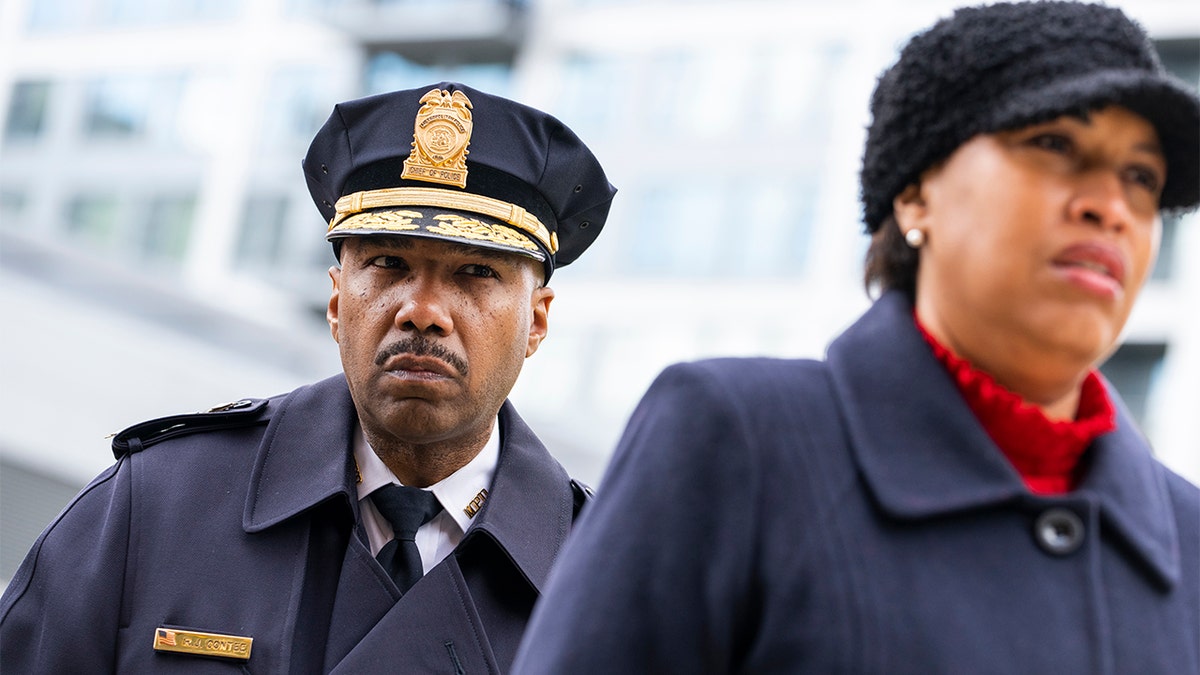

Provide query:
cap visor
left=327, top=207, right=547, bottom=262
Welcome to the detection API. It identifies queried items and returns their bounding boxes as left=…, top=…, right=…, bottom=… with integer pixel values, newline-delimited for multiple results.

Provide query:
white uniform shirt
left=353, top=418, right=499, bottom=574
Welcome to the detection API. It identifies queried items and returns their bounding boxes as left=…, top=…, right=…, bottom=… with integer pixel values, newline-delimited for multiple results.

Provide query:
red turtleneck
left=915, top=318, right=1116, bottom=494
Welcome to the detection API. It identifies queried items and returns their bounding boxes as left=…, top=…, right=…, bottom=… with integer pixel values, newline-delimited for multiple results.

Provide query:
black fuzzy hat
left=860, top=1, right=1200, bottom=233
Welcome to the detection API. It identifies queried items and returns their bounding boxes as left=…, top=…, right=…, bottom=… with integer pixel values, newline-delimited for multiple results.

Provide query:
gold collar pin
left=463, top=488, right=489, bottom=518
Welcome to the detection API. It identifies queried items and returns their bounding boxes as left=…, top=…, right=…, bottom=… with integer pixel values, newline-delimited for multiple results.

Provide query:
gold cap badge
left=401, top=89, right=473, bottom=188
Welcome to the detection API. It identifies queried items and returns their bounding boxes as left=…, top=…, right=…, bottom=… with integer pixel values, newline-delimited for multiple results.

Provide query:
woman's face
left=896, top=106, right=1165, bottom=412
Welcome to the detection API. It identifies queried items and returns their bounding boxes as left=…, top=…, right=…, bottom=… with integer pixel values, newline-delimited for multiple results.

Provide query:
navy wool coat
left=512, top=291, right=1199, bottom=674
left=1, top=375, right=582, bottom=673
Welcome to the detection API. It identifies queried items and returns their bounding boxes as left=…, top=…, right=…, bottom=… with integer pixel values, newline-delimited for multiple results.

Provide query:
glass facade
left=260, top=68, right=334, bottom=150
left=64, top=193, right=121, bottom=246
left=552, top=39, right=843, bottom=280
left=236, top=194, right=291, bottom=269
left=60, top=192, right=196, bottom=264
left=27, top=0, right=239, bottom=31
left=3, top=81, right=52, bottom=141
left=136, top=194, right=196, bottom=262
left=0, top=190, right=28, bottom=225
left=364, top=53, right=513, bottom=98
left=82, top=75, right=186, bottom=145
left=1100, top=343, right=1168, bottom=426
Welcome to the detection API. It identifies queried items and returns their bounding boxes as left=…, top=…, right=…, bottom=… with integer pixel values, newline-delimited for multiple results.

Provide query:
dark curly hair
left=863, top=215, right=917, bottom=298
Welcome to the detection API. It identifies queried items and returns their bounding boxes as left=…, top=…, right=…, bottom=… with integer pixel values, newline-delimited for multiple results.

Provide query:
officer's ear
left=526, top=284, right=553, bottom=358
left=327, top=265, right=341, bottom=343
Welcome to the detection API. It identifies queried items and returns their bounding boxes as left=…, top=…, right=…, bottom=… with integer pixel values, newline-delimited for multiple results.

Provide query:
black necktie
left=369, top=484, right=443, bottom=593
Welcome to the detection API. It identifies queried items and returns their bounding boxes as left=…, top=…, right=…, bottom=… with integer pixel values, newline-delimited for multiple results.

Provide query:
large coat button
left=1034, top=508, right=1085, bottom=555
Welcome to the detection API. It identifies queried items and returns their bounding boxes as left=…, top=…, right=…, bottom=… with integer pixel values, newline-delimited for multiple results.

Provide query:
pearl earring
left=904, top=228, right=925, bottom=248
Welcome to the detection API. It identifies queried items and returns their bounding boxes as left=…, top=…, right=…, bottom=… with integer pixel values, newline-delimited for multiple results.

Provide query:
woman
left=512, top=2, right=1199, bottom=673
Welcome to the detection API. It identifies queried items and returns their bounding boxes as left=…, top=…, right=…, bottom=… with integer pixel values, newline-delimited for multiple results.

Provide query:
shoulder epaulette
left=111, top=398, right=270, bottom=459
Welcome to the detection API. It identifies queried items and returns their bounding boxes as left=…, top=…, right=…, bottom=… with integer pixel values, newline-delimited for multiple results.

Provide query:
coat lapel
left=324, top=401, right=574, bottom=671
left=1079, top=402, right=1180, bottom=587
left=329, top=556, right=500, bottom=674
left=241, top=375, right=406, bottom=667
left=466, top=401, right=574, bottom=594
left=828, top=291, right=1181, bottom=587
left=321, top=535, right=405, bottom=671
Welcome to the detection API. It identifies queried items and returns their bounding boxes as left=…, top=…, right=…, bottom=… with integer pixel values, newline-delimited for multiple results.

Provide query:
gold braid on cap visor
left=329, top=187, right=558, bottom=255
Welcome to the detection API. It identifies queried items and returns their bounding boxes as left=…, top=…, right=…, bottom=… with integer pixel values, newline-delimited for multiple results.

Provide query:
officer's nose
left=393, top=277, right=453, bottom=337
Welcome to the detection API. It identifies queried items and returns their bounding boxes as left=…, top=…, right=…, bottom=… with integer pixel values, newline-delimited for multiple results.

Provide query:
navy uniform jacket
left=0, top=375, right=583, bottom=673
left=513, top=291, right=1200, bottom=674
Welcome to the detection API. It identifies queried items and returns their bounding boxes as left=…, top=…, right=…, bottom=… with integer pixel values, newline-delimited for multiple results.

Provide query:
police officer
left=0, top=82, right=615, bottom=673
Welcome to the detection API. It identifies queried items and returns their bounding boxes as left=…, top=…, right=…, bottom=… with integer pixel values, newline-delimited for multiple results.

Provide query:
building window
left=364, top=53, right=512, bottom=99
left=28, top=0, right=238, bottom=30
left=1155, top=38, right=1200, bottom=86
left=557, top=55, right=631, bottom=143
left=135, top=194, right=196, bottom=262
left=82, top=75, right=184, bottom=144
left=1099, top=342, right=1166, bottom=428
left=4, top=81, right=53, bottom=142
left=606, top=179, right=815, bottom=279
left=731, top=181, right=815, bottom=277
left=84, top=78, right=152, bottom=139
left=620, top=184, right=722, bottom=276
left=63, top=192, right=195, bottom=263
left=260, top=69, right=335, bottom=149
left=236, top=195, right=291, bottom=268
left=64, top=193, right=121, bottom=247
left=1151, top=214, right=1180, bottom=281
left=0, top=189, right=29, bottom=227
left=26, top=0, right=85, bottom=31
left=98, top=0, right=239, bottom=25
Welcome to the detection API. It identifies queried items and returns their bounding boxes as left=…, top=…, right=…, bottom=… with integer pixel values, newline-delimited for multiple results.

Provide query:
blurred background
left=1, top=0, right=1198, bottom=583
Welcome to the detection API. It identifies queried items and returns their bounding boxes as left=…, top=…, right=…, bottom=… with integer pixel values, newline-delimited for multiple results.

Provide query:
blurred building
left=1, top=0, right=1198, bottom=581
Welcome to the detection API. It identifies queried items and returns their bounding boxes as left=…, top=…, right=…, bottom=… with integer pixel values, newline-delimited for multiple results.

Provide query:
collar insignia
left=463, top=488, right=489, bottom=518
left=401, top=88, right=473, bottom=189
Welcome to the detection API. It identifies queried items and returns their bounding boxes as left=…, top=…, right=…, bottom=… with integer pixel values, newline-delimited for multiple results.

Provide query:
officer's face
left=895, top=106, right=1163, bottom=415
left=328, top=235, right=552, bottom=457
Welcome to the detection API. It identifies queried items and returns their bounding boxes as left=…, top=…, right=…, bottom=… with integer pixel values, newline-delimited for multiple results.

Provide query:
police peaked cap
left=304, top=82, right=616, bottom=280
left=860, top=1, right=1200, bottom=233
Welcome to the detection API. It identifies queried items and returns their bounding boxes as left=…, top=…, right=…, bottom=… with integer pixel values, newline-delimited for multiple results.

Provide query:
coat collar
left=827, top=291, right=1180, bottom=587
left=242, top=376, right=573, bottom=593
left=463, top=400, right=574, bottom=594
left=243, top=374, right=359, bottom=533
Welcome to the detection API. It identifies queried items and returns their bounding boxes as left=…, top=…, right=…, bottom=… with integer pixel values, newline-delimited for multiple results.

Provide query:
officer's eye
left=460, top=264, right=499, bottom=279
left=367, top=255, right=406, bottom=270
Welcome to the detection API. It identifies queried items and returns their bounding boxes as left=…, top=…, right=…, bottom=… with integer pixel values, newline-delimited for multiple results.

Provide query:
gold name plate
left=154, top=627, right=252, bottom=661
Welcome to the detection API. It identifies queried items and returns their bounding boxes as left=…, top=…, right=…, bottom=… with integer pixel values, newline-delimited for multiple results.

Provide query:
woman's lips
left=1052, top=242, right=1127, bottom=299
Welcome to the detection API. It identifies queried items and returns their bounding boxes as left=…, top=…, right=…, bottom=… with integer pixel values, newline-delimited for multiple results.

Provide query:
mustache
left=374, top=336, right=469, bottom=376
